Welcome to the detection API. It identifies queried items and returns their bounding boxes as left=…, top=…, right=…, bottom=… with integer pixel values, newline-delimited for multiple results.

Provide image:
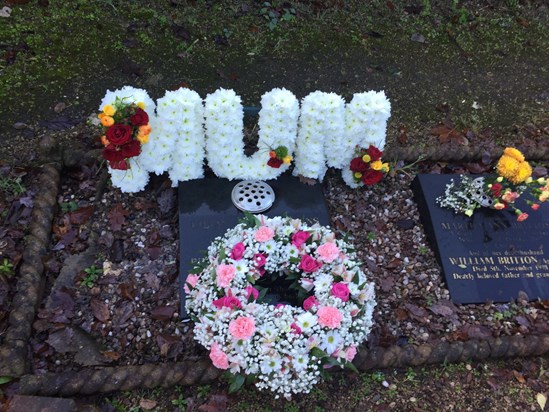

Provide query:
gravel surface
left=27, top=162, right=549, bottom=374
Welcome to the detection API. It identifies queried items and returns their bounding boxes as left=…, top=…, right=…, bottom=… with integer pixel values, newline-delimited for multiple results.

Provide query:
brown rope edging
left=0, top=163, right=60, bottom=377
left=17, top=334, right=549, bottom=397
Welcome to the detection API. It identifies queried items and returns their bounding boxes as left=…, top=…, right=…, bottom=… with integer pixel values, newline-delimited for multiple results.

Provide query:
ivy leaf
left=228, top=374, right=246, bottom=393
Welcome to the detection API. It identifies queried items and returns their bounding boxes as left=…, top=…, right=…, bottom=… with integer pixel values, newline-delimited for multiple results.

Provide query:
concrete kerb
left=4, top=141, right=549, bottom=396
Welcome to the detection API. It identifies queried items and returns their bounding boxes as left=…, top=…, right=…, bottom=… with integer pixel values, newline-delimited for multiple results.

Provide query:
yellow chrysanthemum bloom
left=511, top=162, right=532, bottom=184
left=283, top=155, right=292, bottom=165
left=496, top=155, right=519, bottom=181
left=102, top=105, right=116, bottom=116
left=137, top=134, right=149, bottom=144
left=503, top=147, right=525, bottom=162
left=371, top=160, right=383, bottom=171
left=361, top=154, right=371, bottom=163
left=381, top=162, right=389, bottom=172
left=100, top=115, right=115, bottom=127
left=137, top=102, right=146, bottom=109
left=354, top=172, right=362, bottom=179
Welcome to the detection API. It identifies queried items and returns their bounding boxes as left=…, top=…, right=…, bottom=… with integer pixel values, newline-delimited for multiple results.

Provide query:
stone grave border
left=1, top=139, right=548, bottom=397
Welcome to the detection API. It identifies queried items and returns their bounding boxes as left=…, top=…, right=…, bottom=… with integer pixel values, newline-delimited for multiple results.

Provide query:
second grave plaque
left=412, top=174, right=549, bottom=304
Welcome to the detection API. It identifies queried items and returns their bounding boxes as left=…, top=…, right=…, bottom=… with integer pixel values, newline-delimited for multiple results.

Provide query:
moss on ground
left=0, top=0, right=548, bottom=146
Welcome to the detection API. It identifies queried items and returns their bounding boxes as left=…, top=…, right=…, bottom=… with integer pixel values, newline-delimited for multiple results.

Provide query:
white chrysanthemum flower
left=295, top=312, right=318, bottom=332
left=320, top=330, right=343, bottom=354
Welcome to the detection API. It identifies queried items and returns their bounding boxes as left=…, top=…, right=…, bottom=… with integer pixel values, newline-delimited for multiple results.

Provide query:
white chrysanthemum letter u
left=204, top=88, right=299, bottom=180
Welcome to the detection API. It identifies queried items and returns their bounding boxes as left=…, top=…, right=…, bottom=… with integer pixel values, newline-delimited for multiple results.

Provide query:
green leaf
left=246, top=274, right=255, bottom=284
left=228, top=374, right=246, bottom=393
left=345, top=361, right=359, bottom=373
left=310, top=347, right=327, bottom=359
left=219, top=247, right=226, bottom=262
left=257, top=288, right=269, bottom=301
left=240, top=211, right=260, bottom=228
left=0, top=376, right=13, bottom=385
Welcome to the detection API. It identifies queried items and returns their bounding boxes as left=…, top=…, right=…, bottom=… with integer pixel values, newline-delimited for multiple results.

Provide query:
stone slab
left=412, top=174, right=549, bottom=304
left=178, top=173, right=330, bottom=317
left=7, top=395, right=76, bottom=412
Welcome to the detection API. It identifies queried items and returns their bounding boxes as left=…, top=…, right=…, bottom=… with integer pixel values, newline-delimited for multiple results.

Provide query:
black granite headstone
left=178, top=173, right=330, bottom=317
left=412, top=174, right=548, bottom=304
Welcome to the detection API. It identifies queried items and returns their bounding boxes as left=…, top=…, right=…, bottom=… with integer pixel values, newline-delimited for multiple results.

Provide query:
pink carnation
left=229, top=316, right=256, bottom=340
left=184, top=274, right=199, bottom=293
left=303, top=296, right=319, bottom=311
left=291, top=231, right=310, bottom=248
left=316, top=242, right=340, bottom=263
left=254, top=226, right=274, bottom=242
left=230, top=242, right=245, bottom=260
left=317, top=306, right=342, bottom=329
left=345, top=346, right=357, bottom=362
left=209, top=343, right=229, bottom=369
left=290, top=323, right=302, bottom=335
left=213, top=296, right=242, bottom=310
left=216, top=264, right=236, bottom=288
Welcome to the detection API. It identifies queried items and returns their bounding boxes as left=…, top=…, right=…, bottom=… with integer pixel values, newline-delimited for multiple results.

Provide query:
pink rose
left=290, top=323, right=302, bottom=335
left=254, top=226, right=274, bottom=242
left=184, top=274, right=199, bottom=293
left=316, top=242, right=340, bottom=263
left=245, top=285, right=259, bottom=301
left=303, top=296, right=319, bottom=311
left=345, top=346, right=357, bottom=362
left=216, top=264, right=236, bottom=288
left=229, top=316, right=256, bottom=340
left=531, top=204, right=540, bottom=211
left=317, top=306, right=342, bottom=329
left=291, top=231, right=310, bottom=248
left=298, top=255, right=322, bottom=273
left=331, top=282, right=350, bottom=302
left=230, top=242, right=245, bottom=260
left=209, top=343, right=229, bottom=369
left=212, top=296, right=242, bottom=310
left=253, top=253, right=266, bottom=267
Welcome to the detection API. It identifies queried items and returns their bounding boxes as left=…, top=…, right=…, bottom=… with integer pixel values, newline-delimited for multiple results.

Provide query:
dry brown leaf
left=139, top=399, right=158, bottom=410
left=90, top=299, right=110, bottom=323
left=512, top=370, right=526, bottom=384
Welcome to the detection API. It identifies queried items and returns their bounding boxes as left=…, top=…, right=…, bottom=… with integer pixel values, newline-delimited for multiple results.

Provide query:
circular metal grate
left=231, top=180, right=275, bottom=213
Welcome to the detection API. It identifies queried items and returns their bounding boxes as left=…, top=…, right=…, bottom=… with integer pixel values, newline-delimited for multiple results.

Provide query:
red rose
left=121, top=140, right=141, bottom=158
left=349, top=157, right=368, bottom=173
left=267, top=158, right=283, bottom=168
left=361, top=169, right=384, bottom=185
left=130, top=108, right=149, bottom=126
left=490, top=183, right=503, bottom=198
left=106, top=123, right=132, bottom=146
left=366, top=145, right=383, bottom=161
left=103, top=144, right=124, bottom=162
left=298, top=254, right=322, bottom=273
left=109, top=160, right=129, bottom=170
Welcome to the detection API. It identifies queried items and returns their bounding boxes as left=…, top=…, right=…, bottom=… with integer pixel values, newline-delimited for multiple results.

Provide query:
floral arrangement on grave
left=267, top=145, right=292, bottom=168
left=98, top=98, right=152, bottom=170
left=437, top=147, right=548, bottom=221
left=185, top=214, right=376, bottom=399
left=341, top=145, right=390, bottom=188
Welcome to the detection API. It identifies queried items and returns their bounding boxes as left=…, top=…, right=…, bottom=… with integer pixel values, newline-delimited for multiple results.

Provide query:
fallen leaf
left=512, top=370, right=526, bottom=384
left=118, top=282, right=136, bottom=301
left=112, top=302, right=134, bottom=330
left=108, top=203, right=129, bottom=231
left=47, top=327, right=74, bottom=353
left=158, top=189, right=175, bottom=214
left=12, top=122, right=27, bottom=129
left=38, top=115, right=82, bottom=130
left=90, top=299, right=110, bottom=323
left=150, top=306, right=176, bottom=321
left=380, top=276, right=395, bottom=292
left=404, top=303, right=428, bottom=320
left=139, top=399, right=158, bottom=410
left=69, top=205, right=95, bottom=225
left=385, top=258, right=402, bottom=269
left=54, top=102, right=66, bottom=113
left=429, top=302, right=455, bottom=317
left=536, top=393, right=546, bottom=411
left=395, top=308, right=408, bottom=321
left=198, top=394, right=228, bottom=412
left=465, top=324, right=492, bottom=340
left=516, top=16, right=530, bottom=27
left=146, top=246, right=162, bottom=260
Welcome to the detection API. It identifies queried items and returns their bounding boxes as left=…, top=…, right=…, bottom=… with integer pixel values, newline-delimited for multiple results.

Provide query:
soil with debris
left=18, top=156, right=547, bottom=374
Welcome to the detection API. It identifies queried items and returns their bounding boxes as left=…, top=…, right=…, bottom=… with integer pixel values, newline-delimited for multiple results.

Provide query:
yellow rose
left=137, top=102, right=145, bottom=109
left=283, top=155, right=292, bottom=165
left=361, top=154, right=371, bottom=163
left=371, top=160, right=383, bottom=171
left=137, top=134, right=149, bottom=144
left=102, top=104, right=116, bottom=116
left=100, top=115, right=115, bottom=127
left=353, top=172, right=362, bottom=179
left=503, top=147, right=525, bottom=162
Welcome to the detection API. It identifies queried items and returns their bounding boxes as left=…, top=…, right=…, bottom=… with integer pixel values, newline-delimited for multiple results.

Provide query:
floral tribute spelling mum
left=185, top=214, right=376, bottom=398
left=438, top=147, right=549, bottom=221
